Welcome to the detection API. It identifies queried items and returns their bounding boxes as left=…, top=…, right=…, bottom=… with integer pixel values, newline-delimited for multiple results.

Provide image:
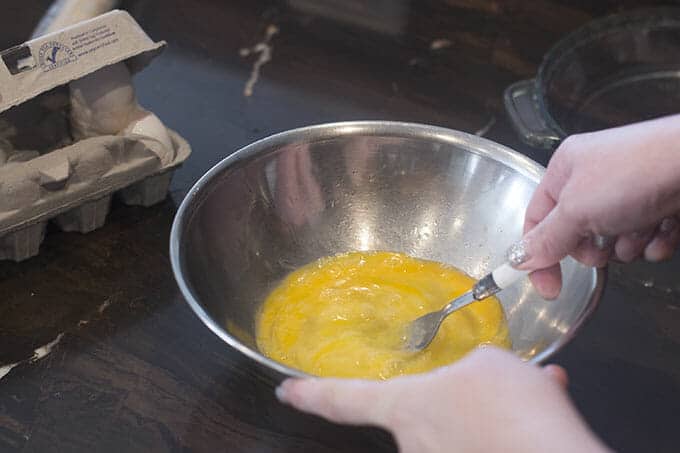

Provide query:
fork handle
left=473, top=263, right=528, bottom=300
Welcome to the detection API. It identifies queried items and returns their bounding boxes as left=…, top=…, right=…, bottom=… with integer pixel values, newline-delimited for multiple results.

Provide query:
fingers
left=524, top=180, right=557, bottom=235
left=614, top=228, right=655, bottom=263
left=523, top=147, right=573, bottom=235
left=571, top=236, right=612, bottom=268
left=645, top=217, right=680, bottom=262
left=543, top=364, right=569, bottom=389
left=276, top=378, right=392, bottom=426
left=544, top=215, right=680, bottom=266
left=521, top=182, right=564, bottom=299
left=519, top=202, right=584, bottom=271
left=529, top=264, right=562, bottom=300
left=535, top=216, right=680, bottom=267
left=572, top=217, right=680, bottom=265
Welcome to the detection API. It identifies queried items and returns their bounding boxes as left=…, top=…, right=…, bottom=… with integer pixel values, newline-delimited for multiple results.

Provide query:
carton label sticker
left=38, top=41, right=77, bottom=72
left=70, top=25, right=119, bottom=58
left=37, top=24, right=120, bottom=73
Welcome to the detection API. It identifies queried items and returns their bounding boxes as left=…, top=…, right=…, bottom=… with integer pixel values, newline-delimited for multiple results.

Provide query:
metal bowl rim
left=169, top=120, right=605, bottom=377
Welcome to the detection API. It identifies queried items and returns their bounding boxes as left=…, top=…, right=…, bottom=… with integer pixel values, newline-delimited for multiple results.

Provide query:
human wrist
left=644, top=115, right=680, bottom=214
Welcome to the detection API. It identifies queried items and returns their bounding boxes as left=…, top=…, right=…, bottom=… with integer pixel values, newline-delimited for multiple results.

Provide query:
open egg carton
left=0, top=11, right=191, bottom=261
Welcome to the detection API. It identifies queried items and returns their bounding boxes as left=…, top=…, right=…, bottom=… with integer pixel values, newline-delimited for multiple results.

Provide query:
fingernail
left=644, top=241, right=666, bottom=262
left=507, top=239, right=530, bottom=267
left=275, top=380, right=291, bottom=403
left=537, top=279, right=560, bottom=300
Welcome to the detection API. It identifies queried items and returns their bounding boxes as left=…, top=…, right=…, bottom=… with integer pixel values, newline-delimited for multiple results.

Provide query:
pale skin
left=275, top=115, right=680, bottom=452
left=521, top=114, right=680, bottom=299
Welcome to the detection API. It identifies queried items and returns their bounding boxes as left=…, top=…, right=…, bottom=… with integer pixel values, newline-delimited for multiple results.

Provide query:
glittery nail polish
left=507, top=239, right=529, bottom=266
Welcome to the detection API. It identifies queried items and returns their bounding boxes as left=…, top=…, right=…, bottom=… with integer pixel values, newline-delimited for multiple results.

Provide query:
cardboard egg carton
left=0, top=11, right=191, bottom=261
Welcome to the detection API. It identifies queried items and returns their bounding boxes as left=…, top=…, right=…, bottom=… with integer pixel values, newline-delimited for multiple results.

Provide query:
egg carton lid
left=0, top=9, right=165, bottom=114
left=0, top=10, right=190, bottom=262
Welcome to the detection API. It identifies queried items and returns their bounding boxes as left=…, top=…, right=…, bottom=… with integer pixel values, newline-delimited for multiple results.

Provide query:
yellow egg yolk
left=256, top=251, right=511, bottom=379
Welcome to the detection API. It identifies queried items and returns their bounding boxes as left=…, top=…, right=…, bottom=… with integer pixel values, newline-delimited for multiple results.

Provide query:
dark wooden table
left=2, top=1, right=680, bottom=451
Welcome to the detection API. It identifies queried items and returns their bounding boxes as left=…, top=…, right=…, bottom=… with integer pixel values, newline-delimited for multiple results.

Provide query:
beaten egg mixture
left=256, top=251, right=510, bottom=379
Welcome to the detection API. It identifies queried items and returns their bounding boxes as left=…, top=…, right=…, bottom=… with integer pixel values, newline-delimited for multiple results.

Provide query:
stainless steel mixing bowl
left=170, top=121, right=604, bottom=378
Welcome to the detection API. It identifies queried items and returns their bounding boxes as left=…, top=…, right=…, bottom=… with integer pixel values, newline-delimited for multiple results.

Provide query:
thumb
left=519, top=203, right=583, bottom=270
left=276, top=378, right=394, bottom=426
